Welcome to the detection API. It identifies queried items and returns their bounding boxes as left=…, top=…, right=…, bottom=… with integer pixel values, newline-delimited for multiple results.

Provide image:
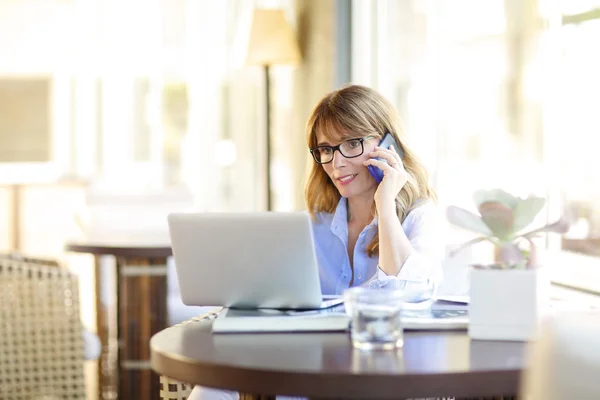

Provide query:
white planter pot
left=469, top=268, right=549, bottom=341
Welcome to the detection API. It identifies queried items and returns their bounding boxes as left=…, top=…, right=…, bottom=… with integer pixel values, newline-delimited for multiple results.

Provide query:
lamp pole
left=264, top=64, right=273, bottom=211
left=245, top=9, right=301, bottom=211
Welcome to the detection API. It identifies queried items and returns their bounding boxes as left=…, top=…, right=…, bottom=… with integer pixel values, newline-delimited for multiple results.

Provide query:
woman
left=189, top=84, right=443, bottom=400
left=306, top=84, right=442, bottom=296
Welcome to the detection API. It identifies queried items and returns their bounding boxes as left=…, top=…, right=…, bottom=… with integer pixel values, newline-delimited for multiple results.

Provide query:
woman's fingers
left=370, top=147, right=404, bottom=169
left=363, top=158, right=395, bottom=170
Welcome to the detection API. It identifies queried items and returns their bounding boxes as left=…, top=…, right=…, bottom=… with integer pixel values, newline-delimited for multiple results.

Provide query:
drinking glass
left=343, top=286, right=404, bottom=350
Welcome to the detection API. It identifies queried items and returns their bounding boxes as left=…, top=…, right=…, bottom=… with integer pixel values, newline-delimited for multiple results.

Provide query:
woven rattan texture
left=160, top=376, right=194, bottom=400
left=0, top=259, right=86, bottom=399
left=159, top=311, right=220, bottom=400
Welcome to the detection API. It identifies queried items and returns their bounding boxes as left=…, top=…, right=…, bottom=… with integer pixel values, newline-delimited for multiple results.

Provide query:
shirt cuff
left=376, top=252, right=430, bottom=283
left=367, top=270, right=434, bottom=302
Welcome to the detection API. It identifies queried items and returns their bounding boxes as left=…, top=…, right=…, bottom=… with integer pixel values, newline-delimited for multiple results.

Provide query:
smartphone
left=367, top=132, right=404, bottom=183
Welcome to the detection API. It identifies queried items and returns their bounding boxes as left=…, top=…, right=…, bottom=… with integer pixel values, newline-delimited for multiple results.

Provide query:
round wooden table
left=66, top=241, right=172, bottom=400
left=151, top=317, right=526, bottom=399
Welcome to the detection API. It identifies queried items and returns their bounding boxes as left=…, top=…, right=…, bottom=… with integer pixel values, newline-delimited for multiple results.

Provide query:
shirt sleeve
left=366, top=201, right=445, bottom=294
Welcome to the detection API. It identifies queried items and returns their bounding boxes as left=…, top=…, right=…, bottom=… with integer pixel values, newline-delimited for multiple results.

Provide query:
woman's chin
left=340, top=184, right=378, bottom=200
left=337, top=185, right=362, bottom=199
left=333, top=176, right=376, bottom=199
left=335, top=186, right=351, bottom=198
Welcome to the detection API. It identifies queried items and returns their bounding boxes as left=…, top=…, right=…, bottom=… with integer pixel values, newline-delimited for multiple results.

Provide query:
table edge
left=65, top=242, right=172, bottom=257
left=150, top=327, right=522, bottom=399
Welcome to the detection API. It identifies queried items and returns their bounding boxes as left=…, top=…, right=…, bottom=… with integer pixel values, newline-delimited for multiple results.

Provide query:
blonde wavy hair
left=304, top=85, right=436, bottom=257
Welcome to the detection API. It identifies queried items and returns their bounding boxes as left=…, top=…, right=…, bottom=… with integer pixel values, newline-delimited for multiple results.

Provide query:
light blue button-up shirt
left=310, top=197, right=443, bottom=298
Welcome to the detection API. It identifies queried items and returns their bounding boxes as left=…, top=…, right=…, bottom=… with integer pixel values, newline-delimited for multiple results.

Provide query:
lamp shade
left=246, top=9, right=301, bottom=66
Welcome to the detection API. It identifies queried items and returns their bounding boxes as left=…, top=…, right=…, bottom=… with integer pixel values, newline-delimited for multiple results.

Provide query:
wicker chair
left=0, top=252, right=60, bottom=267
left=0, top=257, right=87, bottom=399
left=159, top=375, right=271, bottom=400
left=160, top=376, right=194, bottom=400
left=159, top=314, right=217, bottom=400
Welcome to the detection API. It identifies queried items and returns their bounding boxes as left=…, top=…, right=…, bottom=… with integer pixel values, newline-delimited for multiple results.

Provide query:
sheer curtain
left=353, top=0, right=553, bottom=256
left=72, top=0, right=279, bottom=211
left=356, top=0, right=600, bottom=291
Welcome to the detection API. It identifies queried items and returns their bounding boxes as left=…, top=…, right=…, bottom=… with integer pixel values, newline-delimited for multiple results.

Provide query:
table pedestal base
left=96, top=255, right=168, bottom=400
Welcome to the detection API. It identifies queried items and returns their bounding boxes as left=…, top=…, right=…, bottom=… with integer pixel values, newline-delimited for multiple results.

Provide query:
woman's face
left=315, top=130, right=379, bottom=199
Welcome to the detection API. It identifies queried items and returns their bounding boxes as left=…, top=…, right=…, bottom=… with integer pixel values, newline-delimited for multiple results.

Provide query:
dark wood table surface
left=66, top=240, right=172, bottom=400
left=151, top=318, right=527, bottom=399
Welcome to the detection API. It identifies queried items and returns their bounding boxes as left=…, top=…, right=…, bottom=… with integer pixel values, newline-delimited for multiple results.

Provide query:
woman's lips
left=337, top=174, right=357, bottom=185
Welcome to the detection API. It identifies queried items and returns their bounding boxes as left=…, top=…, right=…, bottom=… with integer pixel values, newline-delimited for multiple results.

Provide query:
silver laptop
left=168, top=212, right=341, bottom=310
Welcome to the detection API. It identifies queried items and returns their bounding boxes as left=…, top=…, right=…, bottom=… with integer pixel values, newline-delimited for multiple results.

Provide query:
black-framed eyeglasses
left=309, top=135, right=376, bottom=164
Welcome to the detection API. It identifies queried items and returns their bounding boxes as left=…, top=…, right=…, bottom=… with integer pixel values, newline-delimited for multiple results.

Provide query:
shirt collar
left=330, top=197, right=379, bottom=234
left=330, top=197, right=348, bottom=233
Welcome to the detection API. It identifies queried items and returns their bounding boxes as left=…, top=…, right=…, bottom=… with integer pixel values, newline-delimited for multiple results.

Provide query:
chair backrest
left=0, top=252, right=60, bottom=267
left=159, top=376, right=193, bottom=400
left=0, top=258, right=86, bottom=399
left=521, top=313, right=600, bottom=399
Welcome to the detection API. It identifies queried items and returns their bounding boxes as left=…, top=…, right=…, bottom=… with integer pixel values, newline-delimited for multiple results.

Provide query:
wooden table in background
left=562, top=237, right=600, bottom=257
left=66, top=241, right=172, bottom=400
left=151, top=318, right=526, bottom=399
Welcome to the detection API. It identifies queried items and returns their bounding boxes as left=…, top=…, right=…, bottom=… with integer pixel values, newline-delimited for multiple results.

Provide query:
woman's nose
left=332, top=150, right=346, bottom=168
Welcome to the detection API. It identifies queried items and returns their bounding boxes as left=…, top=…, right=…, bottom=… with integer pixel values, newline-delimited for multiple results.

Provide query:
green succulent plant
left=446, top=189, right=569, bottom=269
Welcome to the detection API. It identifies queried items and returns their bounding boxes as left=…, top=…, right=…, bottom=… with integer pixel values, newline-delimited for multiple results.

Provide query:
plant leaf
left=520, top=236, right=538, bottom=269
left=521, top=218, right=570, bottom=238
left=448, top=236, right=495, bottom=258
left=474, top=189, right=518, bottom=210
left=478, top=202, right=514, bottom=240
left=513, top=195, right=546, bottom=233
left=446, top=206, right=493, bottom=236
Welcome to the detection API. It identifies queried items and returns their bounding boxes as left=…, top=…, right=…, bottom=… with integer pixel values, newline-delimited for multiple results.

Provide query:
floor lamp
left=246, top=9, right=301, bottom=211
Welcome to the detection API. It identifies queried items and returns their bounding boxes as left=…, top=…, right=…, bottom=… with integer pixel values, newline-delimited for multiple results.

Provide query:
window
left=548, top=6, right=600, bottom=258
left=0, top=78, right=51, bottom=163
left=358, top=0, right=600, bottom=292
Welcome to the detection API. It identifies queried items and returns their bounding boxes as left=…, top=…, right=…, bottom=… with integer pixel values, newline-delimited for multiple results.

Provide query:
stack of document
left=212, top=297, right=470, bottom=333
left=430, top=295, right=469, bottom=310
left=212, top=306, right=350, bottom=333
